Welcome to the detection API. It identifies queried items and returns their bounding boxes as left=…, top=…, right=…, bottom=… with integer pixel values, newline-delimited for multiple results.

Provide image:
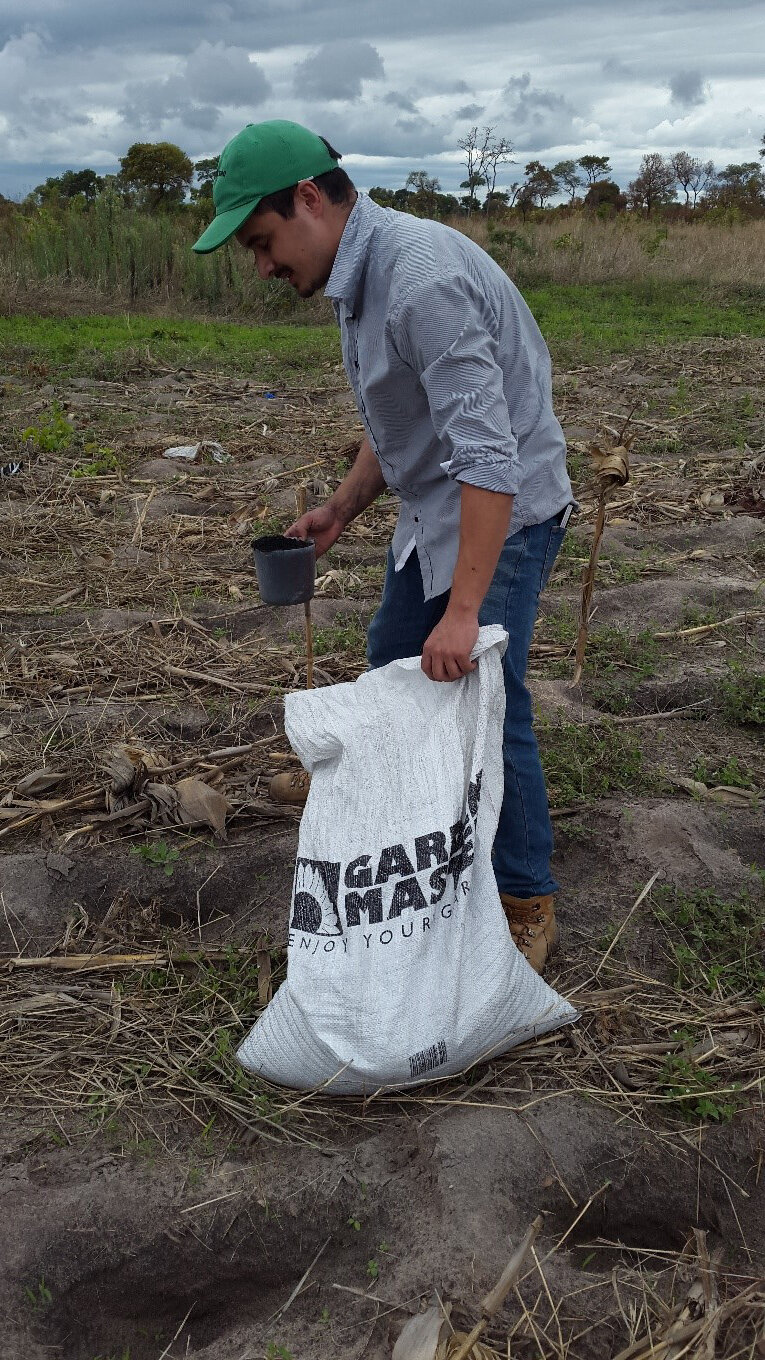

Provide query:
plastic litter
left=162, top=440, right=229, bottom=463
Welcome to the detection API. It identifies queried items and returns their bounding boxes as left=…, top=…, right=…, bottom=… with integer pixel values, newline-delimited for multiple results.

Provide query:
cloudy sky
left=0, top=0, right=762, bottom=201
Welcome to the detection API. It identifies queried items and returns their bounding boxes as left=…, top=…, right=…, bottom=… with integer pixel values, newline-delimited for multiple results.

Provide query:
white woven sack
left=238, top=625, right=577, bottom=1093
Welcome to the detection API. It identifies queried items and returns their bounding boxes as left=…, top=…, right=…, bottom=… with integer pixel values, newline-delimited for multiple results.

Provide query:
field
left=0, top=287, right=763, bottom=1360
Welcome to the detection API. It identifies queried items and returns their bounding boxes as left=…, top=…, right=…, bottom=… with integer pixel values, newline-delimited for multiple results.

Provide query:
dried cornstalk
left=570, top=426, right=632, bottom=686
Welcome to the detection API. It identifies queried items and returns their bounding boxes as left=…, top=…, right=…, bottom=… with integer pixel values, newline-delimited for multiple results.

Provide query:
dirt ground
left=0, top=336, right=763, bottom=1360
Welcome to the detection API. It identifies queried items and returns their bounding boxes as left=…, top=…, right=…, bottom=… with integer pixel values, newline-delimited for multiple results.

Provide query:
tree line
left=5, top=128, right=765, bottom=221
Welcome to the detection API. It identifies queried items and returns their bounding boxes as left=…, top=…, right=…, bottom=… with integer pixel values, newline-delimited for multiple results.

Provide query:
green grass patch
left=652, top=886, right=765, bottom=1001
left=0, top=314, right=341, bottom=382
left=526, top=281, right=765, bottom=366
left=311, top=616, right=368, bottom=658
left=538, top=718, right=657, bottom=806
left=2, top=281, right=763, bottom=380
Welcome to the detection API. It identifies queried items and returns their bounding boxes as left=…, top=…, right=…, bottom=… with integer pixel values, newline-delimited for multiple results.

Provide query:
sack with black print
left=237, top=625, right=577, bottom=1093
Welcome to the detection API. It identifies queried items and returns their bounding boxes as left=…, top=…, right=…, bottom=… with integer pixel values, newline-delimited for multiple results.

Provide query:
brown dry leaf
left=15, top=768, right=67, bottom=795
left=175, top=776, right=229, bottom=838
left=103, top=744, right=163, bottom=802
left=588, top=430, right=631, bottom=490
left=46, top=650, right=80, bottom=670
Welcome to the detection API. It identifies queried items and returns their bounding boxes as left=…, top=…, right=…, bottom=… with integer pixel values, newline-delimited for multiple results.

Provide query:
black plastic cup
left=252, top=534, right=316, bottom=605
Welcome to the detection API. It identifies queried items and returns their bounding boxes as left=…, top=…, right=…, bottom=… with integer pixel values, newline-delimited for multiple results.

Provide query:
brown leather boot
left=499, top=893, right=559, bottom=975
left=269, top=769, right=311, bottom=806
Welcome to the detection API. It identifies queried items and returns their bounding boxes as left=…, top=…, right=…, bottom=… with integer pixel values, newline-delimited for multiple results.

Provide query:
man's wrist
left=446, top=596, right=480, bottom=619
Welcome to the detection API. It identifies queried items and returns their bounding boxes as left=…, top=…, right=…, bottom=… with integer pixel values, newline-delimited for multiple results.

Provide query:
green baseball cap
left=192, top=120, right=340, bottom=254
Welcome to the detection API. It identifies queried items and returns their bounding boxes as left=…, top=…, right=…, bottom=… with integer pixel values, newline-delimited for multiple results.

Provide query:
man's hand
left=286, top=503, right=346, bottom=558
left=422, top=605, right=479, bottom=682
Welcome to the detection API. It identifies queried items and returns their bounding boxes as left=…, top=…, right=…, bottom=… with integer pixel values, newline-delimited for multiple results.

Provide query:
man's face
left=235, top=188, right=337, bottom=298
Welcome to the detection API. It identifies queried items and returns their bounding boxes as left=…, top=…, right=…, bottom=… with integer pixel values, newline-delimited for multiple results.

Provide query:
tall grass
left=460, top=213, right=765, bottom=288
left=1, top=194, right=764, bottom=319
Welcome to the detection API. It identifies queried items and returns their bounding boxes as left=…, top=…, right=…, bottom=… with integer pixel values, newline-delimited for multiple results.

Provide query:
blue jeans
left=367, top=514, right=567, bottom=898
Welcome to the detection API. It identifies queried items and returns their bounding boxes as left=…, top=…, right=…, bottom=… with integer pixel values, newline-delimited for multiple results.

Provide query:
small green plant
left=132, top=839, right=180, bottom=876
left=347, top=1214, right=362, bottom=1231
left=367, top=1258, right=380, bottom=1280
left=718, top=663, right=765, bottom=726
left=658, top=1050, right=739, bottom=1123
left=24, top=1278, right=52, bottom=1309
left=266, top=1344, right=294, bottom=1360
left=22, top=403, right=74, bottom=452
left=72, top=444, right=122, bottom=477
left=691, top=755, right=756, bottom=789
left=319, top=1306, right=330, bottom=1324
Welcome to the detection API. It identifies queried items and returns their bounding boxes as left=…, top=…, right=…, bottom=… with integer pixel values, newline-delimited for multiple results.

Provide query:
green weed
left=691, top=755, right=756, bottom=789
left=718, top=663, right=765, bottom=725
left=24, top=1278, right=52, bottom=1309
left=651, top=887, right=765, bottom=1001
left=132, top=839, right=180, bottom=877
left=313, top=617, right=367, bottom=657
left=658, top=1049, right=739, bottom=1123
left=22, top=403, right=74, bottom=452
left=538, top=718, right=655, bottom=806
left=71, top=444, right=122, bottom=477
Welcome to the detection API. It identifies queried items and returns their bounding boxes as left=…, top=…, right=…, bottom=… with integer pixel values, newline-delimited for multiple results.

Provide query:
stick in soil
left=296, top=484, right=314, bottom=689
left=570, top=424, right=632, bottom=687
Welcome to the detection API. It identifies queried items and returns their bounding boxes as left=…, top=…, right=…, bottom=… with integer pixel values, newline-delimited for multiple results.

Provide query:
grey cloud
left=455, top=104, right=484, bottom=119
left=6, top=0, right=763, bottom=56
left=119, top=42, right=269, bottom=132
left=294, top=40, right=384, bottom=101
left=503, top=72, right=575, bottom=130
left=185, top=41, right=271, bottom=105
left=668, top=68, right=709, bottom=106
left=383, top=90, right=420, bottom=114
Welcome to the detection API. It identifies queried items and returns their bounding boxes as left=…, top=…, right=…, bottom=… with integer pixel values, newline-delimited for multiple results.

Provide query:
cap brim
left=192, top=198, right=261, bottom=254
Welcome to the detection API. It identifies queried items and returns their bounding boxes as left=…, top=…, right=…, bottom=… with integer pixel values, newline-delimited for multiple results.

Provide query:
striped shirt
left=324, top=193, right=572, bottom=600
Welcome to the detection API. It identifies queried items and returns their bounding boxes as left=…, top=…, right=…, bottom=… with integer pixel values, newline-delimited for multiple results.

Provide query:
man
left=193, top=120, right=574, bottom=974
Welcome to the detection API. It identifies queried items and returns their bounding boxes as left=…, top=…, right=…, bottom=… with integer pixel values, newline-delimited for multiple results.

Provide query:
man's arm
left=421, top=484, right=513, bottom=682
left=286, top=436, right=387, bottom=556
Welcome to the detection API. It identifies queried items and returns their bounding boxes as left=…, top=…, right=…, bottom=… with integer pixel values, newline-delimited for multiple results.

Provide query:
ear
left=294, top=179, right=324, bottom=216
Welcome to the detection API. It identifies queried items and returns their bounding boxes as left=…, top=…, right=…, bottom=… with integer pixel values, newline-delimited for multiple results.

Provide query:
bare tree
left=458, top=125, right=514, bottom=214
left=577, top=154, right=611, bottom=185
left=670, top=151, right=715, bottom=206
left=552, top=159, right=584, bottom=204
left=628, top=153, right=676, bottom=215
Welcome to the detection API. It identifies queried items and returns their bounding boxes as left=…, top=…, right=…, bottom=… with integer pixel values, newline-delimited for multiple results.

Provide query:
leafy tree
left=192, top=156, right=219, bottom=203
left=670, top=152, right=715, bottom=207
left=577, top=154, right=611, bottom=185
left=584, top=179, right=624, bottom=211
left=405, top=170, right=441, bottom=217
left=708, top=162, right=765, bottom=212
left=119, top=142, right=194, bottom=210
left=522, top=160, right=558, bottom=208
left=552, top=159, right=584, bottom=204
left=628, top=153, right=676, bottom=214
left=29, top=168, right=104, bottom=207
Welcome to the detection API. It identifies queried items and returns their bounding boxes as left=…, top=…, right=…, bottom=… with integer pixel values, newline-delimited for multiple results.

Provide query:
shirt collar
left=324, top=192, right=385, bottom=311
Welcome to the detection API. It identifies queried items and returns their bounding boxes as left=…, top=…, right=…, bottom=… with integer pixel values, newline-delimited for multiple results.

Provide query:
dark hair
left=255, top=137, right=355, bottom=218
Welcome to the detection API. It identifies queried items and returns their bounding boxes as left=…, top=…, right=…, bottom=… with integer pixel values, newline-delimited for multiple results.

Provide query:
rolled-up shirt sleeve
left=391, top=274, right=521, bottom=496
